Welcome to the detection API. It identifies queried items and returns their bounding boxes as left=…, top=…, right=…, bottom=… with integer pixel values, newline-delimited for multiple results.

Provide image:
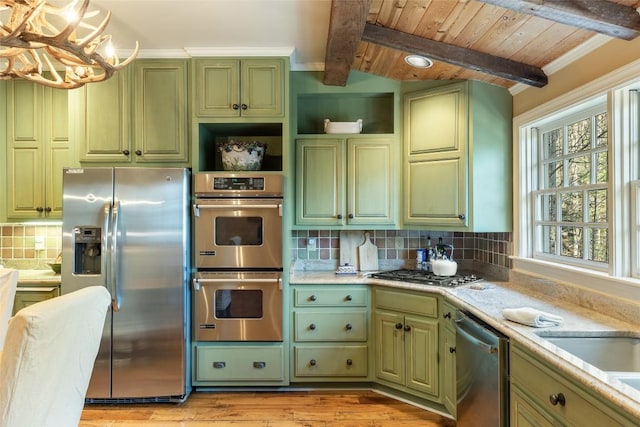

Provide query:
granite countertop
left=14, top=269, right=62, bottom=285
left=289, top=269, right=640, bottom=419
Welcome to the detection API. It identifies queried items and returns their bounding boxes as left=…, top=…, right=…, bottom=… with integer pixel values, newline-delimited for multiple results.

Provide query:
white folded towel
left=502, top=307, right=564, bottom=327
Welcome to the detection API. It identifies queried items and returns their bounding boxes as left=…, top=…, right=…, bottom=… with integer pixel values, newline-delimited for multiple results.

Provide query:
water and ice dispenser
left=73, top=226, right=101, bottom=275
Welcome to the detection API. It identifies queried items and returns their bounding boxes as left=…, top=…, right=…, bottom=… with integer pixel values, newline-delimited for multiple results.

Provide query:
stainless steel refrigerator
left=61, top=167, right=191, bottom=402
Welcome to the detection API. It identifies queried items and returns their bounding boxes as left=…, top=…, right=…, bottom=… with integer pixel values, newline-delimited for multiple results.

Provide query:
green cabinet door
left=405, top=315, right=439, bottom=397
left=441, top=326, right=457, bottom=416
left=6, top=80, right=76, bottom=219
left=348, top=137, right=396, bottom=225
left=296, top=138, right=344, bottom=226
left=133, top=59, right=189, bottom=163
left=374, top=310, right=404, bottom=386
left=404, top=82, right=468, bottom=228
left=194, top=58, right=284, bottom=118
left=70, top=69, right=132, bottom=162
left=295, top=137, right=396, bottom=227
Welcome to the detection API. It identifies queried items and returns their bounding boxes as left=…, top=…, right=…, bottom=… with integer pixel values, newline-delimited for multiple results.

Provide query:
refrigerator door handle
left=110, top=199, right=121, bottom=311
left=103, top=201, right=112, bottom=289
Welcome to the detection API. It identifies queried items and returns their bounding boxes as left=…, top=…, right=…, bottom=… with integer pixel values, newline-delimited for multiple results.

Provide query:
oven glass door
left=194, top=272, right=283, bottom=341
left=193, top=198, right=283, bottom=269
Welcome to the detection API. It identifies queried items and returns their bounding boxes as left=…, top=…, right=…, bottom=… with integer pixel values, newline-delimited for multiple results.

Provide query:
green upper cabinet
left=70, top=59, right=189, bottom=164
left=295, top=137, right=396, bottom=228
left=133, top=59, right=189, bottom=163
left=403, top=81, right=512, bottom=231
left=69, top=69, right=131, bottom=162
left=5, top=80, right=77, bottom=219
left=194, top=58, right=284, bottom=118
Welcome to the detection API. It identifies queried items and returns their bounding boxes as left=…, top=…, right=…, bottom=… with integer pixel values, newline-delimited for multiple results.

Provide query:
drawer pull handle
left=345, top=295, right=353, bottom=301
left=395, top=322, right=403, bottom=330
left=309, top=323, right=316, bottom=330
left=309, top=295, right=317, bottom=302
left=443, top=312, right=452, bottom=319
left=449, top=346, right=456, bottom=354
left=213, top=361, right=226, bottom=369
left=345, top=323, right=353, bottom=331
left=346, top=359, right=353, bottom=366
left=309, top=359, right=317, bottom=366
left=549, top=393, right=566, bottom=406
left=253, top=361, right=266, bottom=369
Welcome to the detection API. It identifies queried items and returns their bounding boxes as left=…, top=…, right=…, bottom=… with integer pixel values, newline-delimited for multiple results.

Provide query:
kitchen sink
left=535, top=332, right=640, bottom=373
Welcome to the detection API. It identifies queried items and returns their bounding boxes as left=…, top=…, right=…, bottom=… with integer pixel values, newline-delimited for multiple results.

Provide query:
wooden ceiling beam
left=362, top=23, right=548, bottom=87
left=478, top=0, right=640, bottom=40
left=323, top=0, right=371, bottom=86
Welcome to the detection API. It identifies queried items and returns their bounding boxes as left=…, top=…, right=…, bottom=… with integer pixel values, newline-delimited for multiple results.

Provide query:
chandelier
left=0, top=0, right=138, bottom=89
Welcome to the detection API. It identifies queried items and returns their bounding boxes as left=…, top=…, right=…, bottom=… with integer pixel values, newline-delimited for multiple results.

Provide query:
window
left=533, top=106, right=608, bottom=270
left=513, top=61, right=640, bottom=301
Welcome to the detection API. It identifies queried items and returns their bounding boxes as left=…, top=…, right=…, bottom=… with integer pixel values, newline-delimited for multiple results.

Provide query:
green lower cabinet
left=195, top=344, right=285, bottom=385
left=291, top=285, right=370, bottom=382
left=373, top=287, right=443, bottom=403
left=13, top=285, right=60, bottom=315
left=511, top=342, right=639, bottom=426
left=294, top=344, right=368, bottom=378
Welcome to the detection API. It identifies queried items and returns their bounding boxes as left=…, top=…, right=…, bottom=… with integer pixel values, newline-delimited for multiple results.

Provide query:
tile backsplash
left=291, top=229, right=512, bottom=269
left=0, top=224, right=62, bottom=267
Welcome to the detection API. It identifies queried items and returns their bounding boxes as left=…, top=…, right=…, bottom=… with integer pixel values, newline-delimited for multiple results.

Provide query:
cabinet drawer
left=295, top=287, right=368, bottom=307
left=294, top=344, right=368, bottom=377
left=511, top=347, right=633, bottom=426
left=13, top=286, right=60, bottom=315
left=374, top=288, right=438, bottom=318
left=294, top=311, right=367, bottom=341
left=196, top=346, right=283, bottom=381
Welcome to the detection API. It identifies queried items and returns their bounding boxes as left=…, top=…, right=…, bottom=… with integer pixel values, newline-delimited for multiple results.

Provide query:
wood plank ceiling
left=324, top=0, right=640, bottom=88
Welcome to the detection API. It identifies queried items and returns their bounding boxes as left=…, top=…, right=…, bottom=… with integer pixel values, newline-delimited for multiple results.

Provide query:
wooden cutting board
left=358, top=232, right=379, bottom=271
left=339, top=231, right=364, bottom=268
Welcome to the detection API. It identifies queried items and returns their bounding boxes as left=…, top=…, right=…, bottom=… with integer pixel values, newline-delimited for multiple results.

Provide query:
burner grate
left=371, top=269, right=481, bottom=287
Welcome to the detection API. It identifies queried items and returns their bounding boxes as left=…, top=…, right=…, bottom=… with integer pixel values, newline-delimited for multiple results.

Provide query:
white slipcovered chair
left=0, top=268, right=19, bottom=350
left=0, top=286, right=110, bottom=427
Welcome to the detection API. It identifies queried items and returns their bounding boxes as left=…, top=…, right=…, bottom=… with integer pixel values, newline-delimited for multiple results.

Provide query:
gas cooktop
left=370, top=269, right=482, bottom=287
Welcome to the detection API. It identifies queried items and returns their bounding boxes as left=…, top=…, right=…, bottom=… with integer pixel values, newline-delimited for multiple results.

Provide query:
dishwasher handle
left=455, top=313, right=498, bottom=354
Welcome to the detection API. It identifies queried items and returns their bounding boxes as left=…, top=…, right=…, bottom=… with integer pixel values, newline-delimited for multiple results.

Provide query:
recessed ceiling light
left=404, top=54, right=433, bottom=68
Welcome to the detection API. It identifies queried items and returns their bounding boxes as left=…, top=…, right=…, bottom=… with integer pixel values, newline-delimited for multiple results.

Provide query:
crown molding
left=509, top=34, right=611, bottom=95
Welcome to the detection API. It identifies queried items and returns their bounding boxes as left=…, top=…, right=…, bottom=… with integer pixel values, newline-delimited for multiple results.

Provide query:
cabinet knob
left=348, top=213, right=354, bottom=219
left=44, top=207, right=52, bottom=213
left=241, top=103, right=248, bottom=110
left=336, top=214, right=343, bottom=220
left=549, top=393, right=566, bottom=406
left=36, top=207, right=44, bottom=213
left=345, top=295, right=353, bottom=301
left=309, top=359, right=317, bottom=366
left=345, top=323, right=353, bottom=331
left=232, top=103, right=240, bottom=110
left=404, top=325, right=411, bottom=332
left=458, top=214, right=466, bottom=220
left=122, top=150, right=130, bottom=156
left=346, top=359, right=353, bottom=366
left=395, top=323, right=403, bottom=330
left=309, top=295, right=317, bottom=302
left=135, top=150, right=142, bottom=156
left=309, top=323, right=316, bottom=330
left=449, top=346, right=456, bottom=354
left=443, top=312, right=452, bottom=319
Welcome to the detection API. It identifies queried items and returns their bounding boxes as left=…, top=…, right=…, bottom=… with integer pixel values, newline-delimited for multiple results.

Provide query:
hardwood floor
left=80, top=390, right=457, bottom=426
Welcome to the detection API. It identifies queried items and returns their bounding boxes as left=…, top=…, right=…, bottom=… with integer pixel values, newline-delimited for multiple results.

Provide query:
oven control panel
left=213, top=177, right=265, bottom=191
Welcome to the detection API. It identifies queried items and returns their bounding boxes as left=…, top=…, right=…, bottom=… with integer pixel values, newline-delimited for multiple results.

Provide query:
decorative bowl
left=47, top=263, right=61, bottom=274
left=217, top=140, right=267, bottom=171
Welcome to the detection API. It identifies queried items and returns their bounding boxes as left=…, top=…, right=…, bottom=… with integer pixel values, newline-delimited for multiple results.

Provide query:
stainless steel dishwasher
left=455, top=310, right=509, bottom=427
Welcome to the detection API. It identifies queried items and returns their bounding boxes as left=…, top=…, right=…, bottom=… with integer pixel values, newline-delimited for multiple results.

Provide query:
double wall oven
left=192, top=173, right=283, bottom=342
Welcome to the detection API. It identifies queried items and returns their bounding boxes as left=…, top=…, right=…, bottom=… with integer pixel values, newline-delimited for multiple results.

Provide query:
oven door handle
left=192, top=203, right=283, bottom=217
left=193, top=277, right=282, bottom=290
